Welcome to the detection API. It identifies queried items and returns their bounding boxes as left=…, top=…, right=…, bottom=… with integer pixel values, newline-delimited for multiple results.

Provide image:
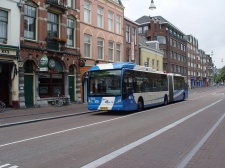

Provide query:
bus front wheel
left=137, top=99, right=143, bottom=112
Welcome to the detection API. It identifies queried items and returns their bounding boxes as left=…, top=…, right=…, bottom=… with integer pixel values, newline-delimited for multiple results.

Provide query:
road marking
left=177, top=112, right=225, bottom=168
left=0, top=163, right=18, bottom=168
left=0, top=164, right=10, bottom=168
left=81, top=99, right=223, bottom=168
left=211, top=93, right=225, bottom=96
left=0, top=98, right=187, bottom=148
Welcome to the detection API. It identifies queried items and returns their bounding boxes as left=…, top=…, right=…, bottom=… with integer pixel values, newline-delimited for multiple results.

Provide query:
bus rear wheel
left=137, top=99, right=143, bottom=112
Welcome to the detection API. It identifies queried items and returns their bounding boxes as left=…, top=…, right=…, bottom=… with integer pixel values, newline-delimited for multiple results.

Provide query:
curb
left=0, top=110, right=96, bottom=128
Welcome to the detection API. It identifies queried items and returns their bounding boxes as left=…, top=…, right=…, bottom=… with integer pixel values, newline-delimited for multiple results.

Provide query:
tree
left=219, top=66, right=225, bottom=82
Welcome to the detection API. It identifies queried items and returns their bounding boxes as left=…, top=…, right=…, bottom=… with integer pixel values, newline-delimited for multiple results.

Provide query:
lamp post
left=149, top=0, right=156, bottom=10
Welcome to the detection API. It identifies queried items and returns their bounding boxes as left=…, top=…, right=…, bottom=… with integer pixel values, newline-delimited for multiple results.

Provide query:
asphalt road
left=0, top=87, right=225, bottom=168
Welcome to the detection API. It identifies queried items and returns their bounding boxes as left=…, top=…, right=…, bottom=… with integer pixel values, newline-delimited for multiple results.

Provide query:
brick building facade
left=136, top=16, right=188, bottom=77
left=124, top=17, right=139, bottom=64
left=18, top=0, right=81, bottom=108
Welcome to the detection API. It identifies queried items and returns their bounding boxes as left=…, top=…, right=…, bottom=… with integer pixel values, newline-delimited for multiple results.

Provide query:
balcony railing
left=46, top=38, right=59, bottom=51
left=45, top=0, right=67, bottom=11
left=46, top=37, right=67, bottom=51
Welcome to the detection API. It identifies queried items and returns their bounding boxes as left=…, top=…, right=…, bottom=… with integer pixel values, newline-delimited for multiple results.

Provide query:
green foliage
left=219, top=66, right=225, bottom=82
left=215, top=66, right=225, bottom=83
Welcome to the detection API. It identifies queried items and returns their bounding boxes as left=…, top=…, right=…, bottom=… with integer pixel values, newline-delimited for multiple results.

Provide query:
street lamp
left=149, top=0, right=156, bottom=10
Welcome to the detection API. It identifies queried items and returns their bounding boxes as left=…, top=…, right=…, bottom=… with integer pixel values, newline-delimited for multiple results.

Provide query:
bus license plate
left=100, top=107, right=108, bottom=110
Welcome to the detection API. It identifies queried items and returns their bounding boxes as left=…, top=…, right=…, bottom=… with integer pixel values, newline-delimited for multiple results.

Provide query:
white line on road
left=0, top=164, right=10, bottom=168
left=81, top=99, right=223, bottom=168
left=0, top=99, right=223, bottom=168
left=177, top=112, right=225, bottom=168
left=0, top=98, right=186, bottom=148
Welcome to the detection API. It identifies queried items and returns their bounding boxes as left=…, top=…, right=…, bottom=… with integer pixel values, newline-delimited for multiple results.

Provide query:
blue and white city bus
left=87, top=62, right=188, bottom=111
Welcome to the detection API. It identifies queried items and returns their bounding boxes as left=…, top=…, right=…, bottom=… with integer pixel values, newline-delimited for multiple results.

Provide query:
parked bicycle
left=0, top=101, right=6, bottom=113
left=54, top=94, right=71, bottom=107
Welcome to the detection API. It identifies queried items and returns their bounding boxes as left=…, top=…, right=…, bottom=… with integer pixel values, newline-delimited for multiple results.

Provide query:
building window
left=132, top=28, right=136, bottom=45
left=171, top=51, right=173, bottom=59
left=116, top=43, right=121, bottom=62
left=177, top=54, right=181, bottom=61
left=157, top=60, right=159, bottom=69
left=177, top=65, right=180, bottom=73
left=152, top=59, right=155, bottom=69
left=84, top=34, right=91, bottom=58
left=138, top=27, right=142, bottom=34
left=39, top=73, right=64, bottom=97
left=143, top=25, right=148, bottom=32
left=108, top=41, right=114, bottom=61
left=116, top=15, right=121, bottom=34
left=47, top=12, right=58, bottom=38
left=97, top=38, right=104, bottom=59
left=108, top=11, right=114, bottom=31
left=24, top=5, right=36, bottom=40
left=173, top=40, right=176, bottom=47
left=67, top=18, right=74, bottom=47
left=97, top=6, right=103, bottom=28
left=163, top=63, right=167, bottom=72
left=0, top=10, right=7, bottom=43
left=156, top=36, right=166, bottom=44
left=126, top=25, right=130, bottom=43
left=67, top=0, right=73, bottom=8
left=84, top=1, right=91, bottom=24
left=170, top=38, right=173, bottom=46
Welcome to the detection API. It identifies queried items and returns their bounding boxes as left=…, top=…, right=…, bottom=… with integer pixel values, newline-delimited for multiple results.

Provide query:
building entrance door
left=68, top=76, right=75, bottom=102
left=24, top=75, right=34, bottom=107
left=0, top=64, right=10, bottom=106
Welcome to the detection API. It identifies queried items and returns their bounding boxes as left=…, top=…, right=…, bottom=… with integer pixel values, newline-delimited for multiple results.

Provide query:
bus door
left=168, top=75, right=174, bottom=102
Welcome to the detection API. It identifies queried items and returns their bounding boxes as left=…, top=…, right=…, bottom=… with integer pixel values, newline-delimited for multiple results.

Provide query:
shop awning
left=0, top=59, right=15, bottom=64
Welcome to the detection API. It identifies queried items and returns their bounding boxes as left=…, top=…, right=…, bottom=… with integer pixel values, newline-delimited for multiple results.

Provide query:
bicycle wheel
left=0, top=102, right=5, bottom=113
left=55, top=98, right=63, bottom=106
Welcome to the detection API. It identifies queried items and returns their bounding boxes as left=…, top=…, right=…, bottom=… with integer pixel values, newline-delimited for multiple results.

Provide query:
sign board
left=39, top=55, right=48, bottom=67
left=39, top=67, right=48, bottom=71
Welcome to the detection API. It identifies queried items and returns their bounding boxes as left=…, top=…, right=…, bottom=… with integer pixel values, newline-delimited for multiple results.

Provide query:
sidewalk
left=0, top=103, right=90, bottom=127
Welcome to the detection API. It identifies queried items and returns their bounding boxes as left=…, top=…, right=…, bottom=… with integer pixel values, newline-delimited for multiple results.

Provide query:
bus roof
left=90, top=62, right=136, bottom=71
left=167, top=73, right=183, bottom=77
left=90, top=62, right=157, bottom=73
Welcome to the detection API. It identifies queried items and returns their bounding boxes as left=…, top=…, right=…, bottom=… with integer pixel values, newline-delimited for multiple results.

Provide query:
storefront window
left=39, top=73, right=64, bottom=97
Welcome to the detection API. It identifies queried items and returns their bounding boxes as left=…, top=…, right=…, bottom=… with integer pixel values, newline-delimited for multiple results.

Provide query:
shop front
left=19, top=47, right=81, bottom=108
left=0, top=44, right=19, bottom=108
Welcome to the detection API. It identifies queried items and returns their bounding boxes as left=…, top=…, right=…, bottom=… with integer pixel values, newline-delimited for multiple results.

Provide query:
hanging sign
left=79, top=59, right=86, bottom=67
left=48, top=59, right=56, bottom=69
left=40, top=55, right=48, bottom=67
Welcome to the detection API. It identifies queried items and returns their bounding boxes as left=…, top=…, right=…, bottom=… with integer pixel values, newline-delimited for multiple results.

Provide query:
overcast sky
left=122, top=0, right=225, bottom=69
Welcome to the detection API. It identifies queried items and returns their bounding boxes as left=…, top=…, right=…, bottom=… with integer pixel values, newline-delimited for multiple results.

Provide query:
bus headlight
left=88, top=99, right=93, bottom=103
left=116, top=98, right=121, bottom=103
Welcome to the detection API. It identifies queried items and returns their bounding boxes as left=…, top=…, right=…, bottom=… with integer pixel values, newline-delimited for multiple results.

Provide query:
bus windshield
left=88, top=70, right=122, bottom=96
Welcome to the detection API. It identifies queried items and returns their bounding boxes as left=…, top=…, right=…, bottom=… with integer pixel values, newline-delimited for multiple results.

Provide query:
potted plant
left=58, top=38, right=67, bottom=45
